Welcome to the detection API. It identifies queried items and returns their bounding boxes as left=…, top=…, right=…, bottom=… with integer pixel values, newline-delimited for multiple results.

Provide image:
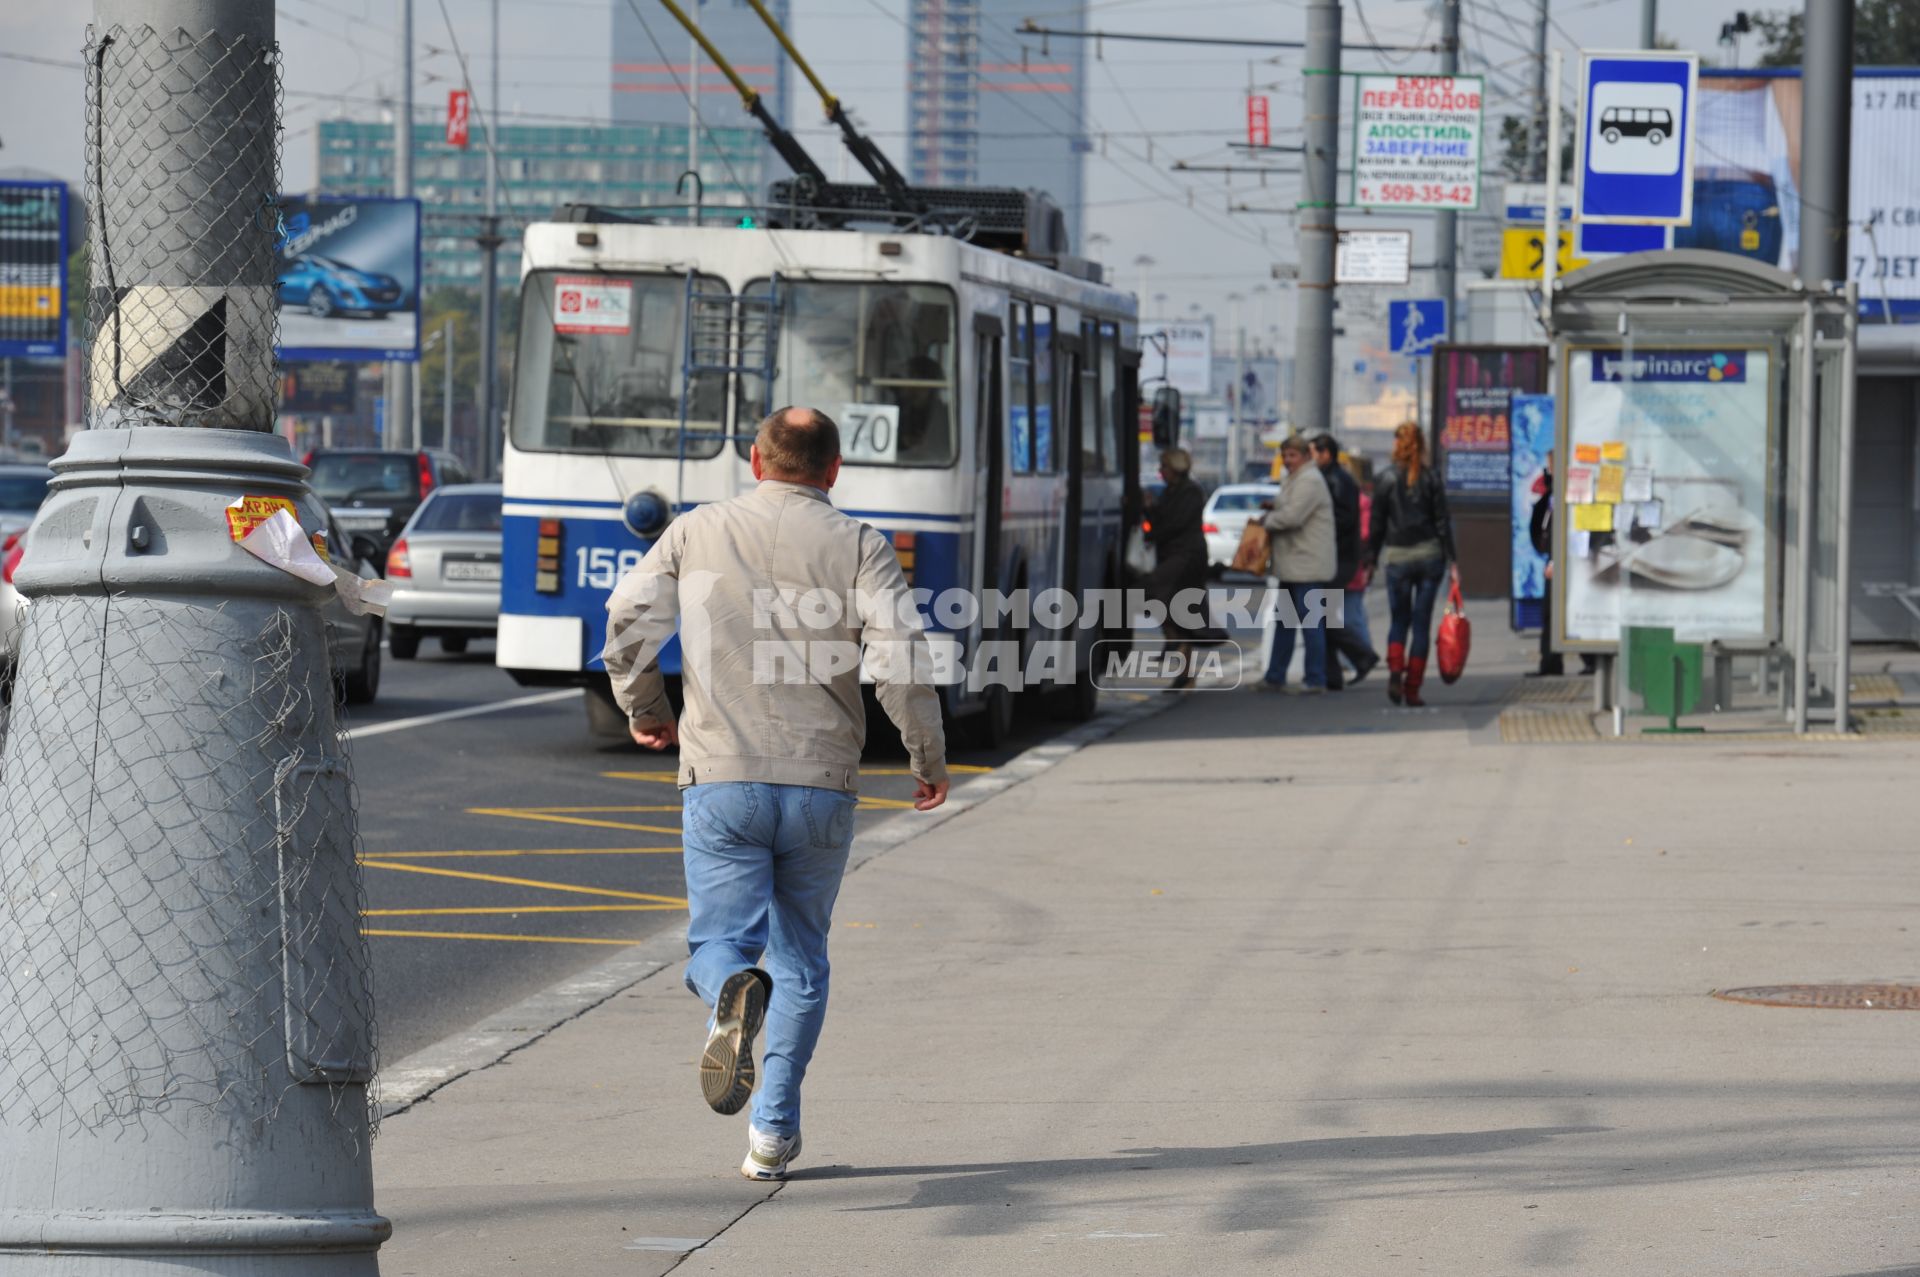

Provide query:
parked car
left=307, top=448, right=472, bottom=566
left=1202, top=482, right=1281, bottom=573
left=278, top=253, right=408, bottom=318
left=4, top=504, right=384, bottom=707
left=0, top=464, right=55, bottom=700
left=384, top=483, right=502, bottom=659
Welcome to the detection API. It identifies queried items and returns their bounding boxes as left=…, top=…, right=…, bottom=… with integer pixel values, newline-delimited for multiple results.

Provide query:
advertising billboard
left=1556, top=346, right=1775, bottom=649
left=281, top=362, right=359, bottom=415
left=1350, top=74, right=1484, bottom=211
left=1140, top=321, right=1213, bottom=395
left=1430, top=345, right=1548, bottom=503
left=1510, top=392, right=1554, bottom=630
left=276, top=196, right=420, bottom=363
left=1685, top=70, right=1920, bottom=319
left=0, top=179, right=69, bottom=359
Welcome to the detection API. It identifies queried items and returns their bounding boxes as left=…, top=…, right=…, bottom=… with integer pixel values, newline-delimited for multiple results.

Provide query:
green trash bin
left=1625, top=625, right=1705, bottom=733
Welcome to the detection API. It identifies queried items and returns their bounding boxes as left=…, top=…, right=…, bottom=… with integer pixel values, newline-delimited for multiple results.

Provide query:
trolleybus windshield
left=510, top=271, right=726, bottom=458
left=740, top=279, right=957, bottom=468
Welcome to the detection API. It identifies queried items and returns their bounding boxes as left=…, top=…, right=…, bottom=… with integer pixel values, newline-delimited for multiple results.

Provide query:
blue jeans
left=1343, top=586, right=1373, bottom=655
left=682, top=781, right=859, bottom=1139
left=1264, top=582, right=1328, bottom=688
left=1385, top=556, right=1447, bottom=659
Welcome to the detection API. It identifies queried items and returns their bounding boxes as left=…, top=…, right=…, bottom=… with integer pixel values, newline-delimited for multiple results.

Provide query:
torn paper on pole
left=238, top=508, right=391, bottom=616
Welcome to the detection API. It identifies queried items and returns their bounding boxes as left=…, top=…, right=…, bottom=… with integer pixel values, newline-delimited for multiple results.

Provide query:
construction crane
left=654, top=0, right=831, bottom=191
left=739, top=0, right=929, bottom=221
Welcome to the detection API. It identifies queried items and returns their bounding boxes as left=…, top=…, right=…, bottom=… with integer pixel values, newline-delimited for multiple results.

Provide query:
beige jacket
left=1262, top=465, right=1337, bottom=583
left=603, top=479, right=948, bottom=793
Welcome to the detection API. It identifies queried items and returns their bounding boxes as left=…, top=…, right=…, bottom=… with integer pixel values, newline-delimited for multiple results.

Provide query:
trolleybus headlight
left=623, top=491, right=672, bottom=538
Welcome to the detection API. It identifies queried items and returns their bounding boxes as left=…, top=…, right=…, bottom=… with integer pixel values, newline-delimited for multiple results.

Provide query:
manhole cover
left=1712, top=984, right=1920, bottom=1010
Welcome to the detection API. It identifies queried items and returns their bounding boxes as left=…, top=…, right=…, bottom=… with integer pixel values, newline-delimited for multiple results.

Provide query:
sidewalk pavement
left=372, top=618, right=1920, bottom=1276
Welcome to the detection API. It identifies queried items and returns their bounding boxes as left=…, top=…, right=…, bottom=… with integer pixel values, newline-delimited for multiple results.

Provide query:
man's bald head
left=753, top=406, right=842, bottom=486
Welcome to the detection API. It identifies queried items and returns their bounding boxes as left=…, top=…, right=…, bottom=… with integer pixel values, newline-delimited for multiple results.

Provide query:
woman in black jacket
left=1363, top=423, right=1456, bottom=707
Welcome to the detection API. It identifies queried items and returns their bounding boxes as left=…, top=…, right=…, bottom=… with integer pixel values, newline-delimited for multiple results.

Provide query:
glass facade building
left=313, top=118, right=763, bottom=293
left=906, top=0, right=1087, bottom=248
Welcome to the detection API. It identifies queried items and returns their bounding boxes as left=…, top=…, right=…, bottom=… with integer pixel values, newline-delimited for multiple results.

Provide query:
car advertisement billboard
left=276, top=196, right=420, bottom=363
left=1685, top=70, right=1920, bottom=320
left=0, top=179, right=70, bottom=359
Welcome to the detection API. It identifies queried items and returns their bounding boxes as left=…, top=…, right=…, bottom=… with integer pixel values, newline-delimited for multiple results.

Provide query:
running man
left=603, top=406, right=950, bottom=1181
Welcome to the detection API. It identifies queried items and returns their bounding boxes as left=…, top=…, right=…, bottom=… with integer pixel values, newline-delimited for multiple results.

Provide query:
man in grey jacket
left=1258, top=434, right=1336, bottom=692
left=603, top=406, right=949, bottom=1182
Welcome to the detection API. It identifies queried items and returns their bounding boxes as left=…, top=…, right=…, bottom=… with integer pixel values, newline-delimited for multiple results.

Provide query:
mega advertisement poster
left=0, top=180, right=69, bottom=359
left=1556, top=347, right=1774, bottom=649
left=1431, top=345, right=1548, bottom=502
left=1510, top=393, right=1554, bottom=630
left=1686, top=71, right=1920, bottom=320
left=276, top=197, right=420, bottom=363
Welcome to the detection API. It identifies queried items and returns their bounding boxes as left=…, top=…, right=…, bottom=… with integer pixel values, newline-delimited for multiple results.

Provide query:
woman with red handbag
left=1362, top=423, right=1457, bottom=707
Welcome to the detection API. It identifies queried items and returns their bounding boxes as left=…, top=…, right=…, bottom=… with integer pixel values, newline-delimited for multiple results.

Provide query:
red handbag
left=1436, top=567, right=1471, bottom=684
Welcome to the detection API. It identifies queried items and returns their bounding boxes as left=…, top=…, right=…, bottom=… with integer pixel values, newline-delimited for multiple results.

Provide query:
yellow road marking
left=358, top=847, right=682, bottom=860
left=857, top=797, right=916, bottom=810
left=364, top=928, right=640, bottom=946
left=599, top=770, right=681, bottom=783
left=475, top=804, right=684, bottom=814
left=466, top=807, right=682, bottom=835
left=359, top=858, right=687, bottom=905
left=365, top=904, right=684, bottom=916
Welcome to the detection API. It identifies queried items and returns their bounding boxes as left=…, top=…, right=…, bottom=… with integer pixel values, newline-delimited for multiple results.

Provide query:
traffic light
left=1150, top=386, right=1181, bottom=449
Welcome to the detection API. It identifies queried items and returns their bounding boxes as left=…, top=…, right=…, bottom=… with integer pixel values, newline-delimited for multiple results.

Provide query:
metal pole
left=1792, top=301, right=1816, bottom=733
left=688, top=19, right=702, bottom=213
left=1, top=0, right=385, bottom=1269
left=477, top=0, right=502, bottom=478
left=1833, top=282, right=1858, bottom=732
left=1434, top=0, right=1460, bottom=330
left=1531, top=0, right=1550, bottom=181
left=443, top=313, right=455, bottom=450
left=1798, top=0, right=1852, bottom=288
left=1230, top=295, right=1245, bottom=480
left=388, top=0, right=414, bottom=451
left=2, top=357, right=13, bottom=453
left=1293, top=0, right=1341, bottom=434
left=1639, top=0, right=1656, bottom=47
left=1540, top=48, right=1564, bottom=330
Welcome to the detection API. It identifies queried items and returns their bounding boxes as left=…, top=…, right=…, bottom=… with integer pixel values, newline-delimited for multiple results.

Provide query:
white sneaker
left=701, top=970, right=767, bottom=1115
left=741, top=1125, right=802, bottom=1181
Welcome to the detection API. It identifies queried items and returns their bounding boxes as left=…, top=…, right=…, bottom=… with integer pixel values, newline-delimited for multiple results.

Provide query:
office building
left=906, top=0, right=1087, bottom=247
left=313, top=118, right=762, bottom=293
left=611, top=0, right=791, bottom=190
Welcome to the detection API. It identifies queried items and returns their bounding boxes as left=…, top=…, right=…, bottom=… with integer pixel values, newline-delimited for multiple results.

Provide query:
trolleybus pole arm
left=654, top=0, right=832, bottom=188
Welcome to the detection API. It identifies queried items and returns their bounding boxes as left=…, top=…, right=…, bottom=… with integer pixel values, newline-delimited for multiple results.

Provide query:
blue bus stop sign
left=1578, top=51, right=1698, bottom=225
left=1389, top=299, right=1447, bottom=355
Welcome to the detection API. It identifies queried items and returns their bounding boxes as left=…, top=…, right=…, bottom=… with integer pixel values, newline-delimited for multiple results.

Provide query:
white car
left=1202, top=482, right=1281, bottom=572
left=0, top=465, right=54, bottom=700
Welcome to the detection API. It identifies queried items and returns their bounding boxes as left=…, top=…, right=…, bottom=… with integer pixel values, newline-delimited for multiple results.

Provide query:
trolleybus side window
left=1008, top=300, right=1033, bottom=474
left=740, top=280, right=958, bottom=467
left=1080, top=319, right=1105, bottom=474
left=1033, top=305, right=1056, bottom=473
left=1099, top=321, right=1122, bottom=475
left=508, top=271, right=725, bottom=458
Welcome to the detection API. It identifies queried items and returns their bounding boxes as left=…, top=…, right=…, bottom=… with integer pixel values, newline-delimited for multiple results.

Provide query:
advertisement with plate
left=1556, top=346, right=1774, bottom=649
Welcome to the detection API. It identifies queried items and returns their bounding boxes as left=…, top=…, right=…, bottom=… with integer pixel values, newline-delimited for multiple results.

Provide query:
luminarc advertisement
left=1555, top=346, right=1775, bottom=650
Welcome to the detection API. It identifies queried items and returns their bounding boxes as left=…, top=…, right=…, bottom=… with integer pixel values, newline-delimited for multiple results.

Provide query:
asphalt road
left=346, top=642, right=1083, bottom=1061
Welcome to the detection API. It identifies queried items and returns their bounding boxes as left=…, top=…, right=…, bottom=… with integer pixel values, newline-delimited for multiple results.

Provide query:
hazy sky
left=2, top=0, right=1765, bottom=355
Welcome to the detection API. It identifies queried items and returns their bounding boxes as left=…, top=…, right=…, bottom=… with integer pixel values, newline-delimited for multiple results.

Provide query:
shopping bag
left=1230, top=520, right=1270, bottom=576
left=1436, top=566, right=1471, bottom=684
left=1125, top=525, right=1156, bottom=577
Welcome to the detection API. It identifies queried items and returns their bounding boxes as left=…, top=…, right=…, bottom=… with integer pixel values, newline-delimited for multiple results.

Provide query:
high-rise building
left=314, top=118, right=761, bottom=294
left=611, top=0, right=792, bottom=194
left=907, top=0, right=1087, bottom=249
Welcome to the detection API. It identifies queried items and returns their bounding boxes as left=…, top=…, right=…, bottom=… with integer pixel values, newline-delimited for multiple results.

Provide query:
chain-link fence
left=0, top=596, right=377, bottom=1137
left=84, top=23, right=282, bottom=431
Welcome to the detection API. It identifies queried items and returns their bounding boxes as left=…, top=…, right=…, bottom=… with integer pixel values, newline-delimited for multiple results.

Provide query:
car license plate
left=443, top=560, right=501, bottom=582
left=336, top=513, right=388, bottom=531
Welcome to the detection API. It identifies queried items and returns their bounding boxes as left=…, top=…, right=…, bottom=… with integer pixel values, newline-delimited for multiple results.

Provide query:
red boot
left=1403, top=657, right=1428, bottom=708
left=1386, top=642, right=1406, bottom=705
